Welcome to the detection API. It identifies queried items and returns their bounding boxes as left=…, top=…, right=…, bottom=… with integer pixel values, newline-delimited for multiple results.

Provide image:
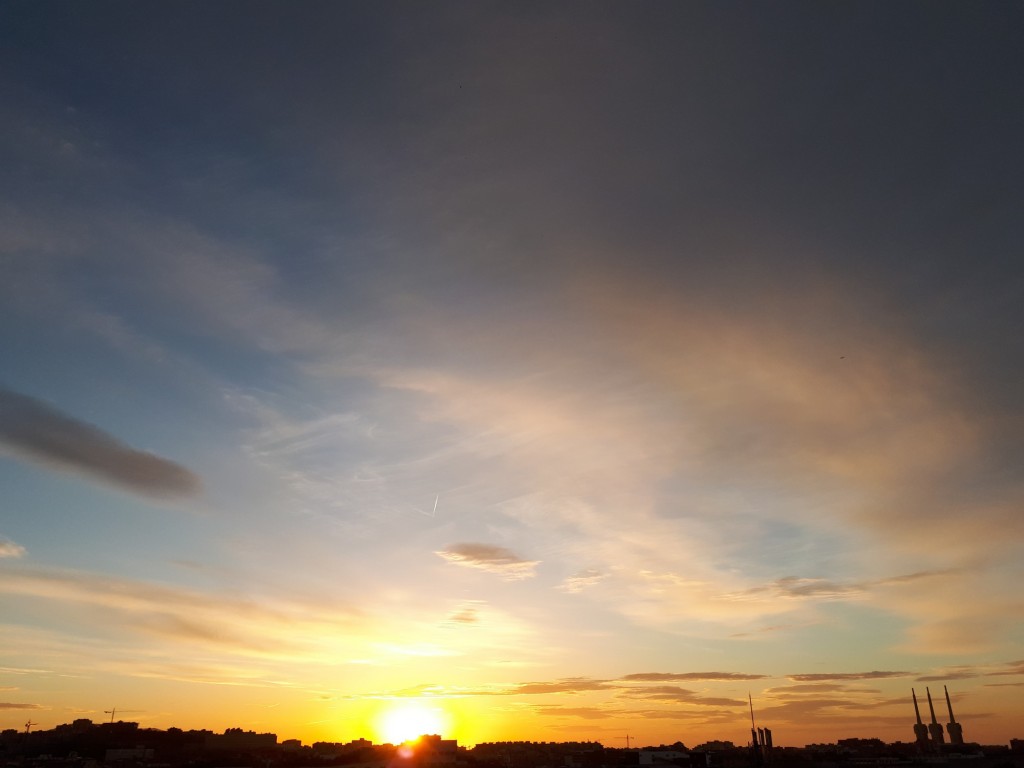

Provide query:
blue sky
left=1, top=1, right=1023, bottom=747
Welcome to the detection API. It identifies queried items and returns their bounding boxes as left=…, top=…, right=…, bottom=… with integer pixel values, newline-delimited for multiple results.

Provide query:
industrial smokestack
left=944, top=686, right=964, bottom=745
left=926, top=687, right=946, bottom=746
left=912, top=689, right=930, bottom=748
left=749, top=693, right=762, bottom=766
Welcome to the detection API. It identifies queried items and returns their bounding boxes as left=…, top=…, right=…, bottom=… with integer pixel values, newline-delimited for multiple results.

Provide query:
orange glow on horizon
left=375, top=701, right=451, bottom=745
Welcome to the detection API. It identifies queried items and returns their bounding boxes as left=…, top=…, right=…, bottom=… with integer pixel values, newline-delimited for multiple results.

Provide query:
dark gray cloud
left=621, top=672, right=769, bottom=682
left=0, top=388, right=200, bottom=498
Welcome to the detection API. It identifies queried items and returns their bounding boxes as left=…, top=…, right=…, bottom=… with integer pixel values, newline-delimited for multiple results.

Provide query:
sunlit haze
left=1, top=1, right=1023, bottom=750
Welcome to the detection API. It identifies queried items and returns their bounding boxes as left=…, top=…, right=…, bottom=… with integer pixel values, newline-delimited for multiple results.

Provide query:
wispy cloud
left=0, top=538, right=25, bottom=558
left=0, top=565, right=365, bottom=663
left=917, top=660, right=1024, bottom=682
left=512, top=678, right=612, bottom=695
left=0, top=388, right=200, bottom=499
left=724, top=570, right=959, bottom=603
left=532, top=705, right=624, bottom=720
left=617, top=686, right=746, bottom=707
left=766, top=683, right=878, bottom=695
left=620, top=672, right=769, bottom=682
left=0, top=702, right=43, bottom=710
left=435, top=543, right=539, bottom=581
left=558, top=569, right=607, bottom=594
left=789, top=671, right=913, bottom=682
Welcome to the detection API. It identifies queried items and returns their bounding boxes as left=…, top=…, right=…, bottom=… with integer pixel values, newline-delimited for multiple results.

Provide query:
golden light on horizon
left=375, top=701, right=451, bottom=745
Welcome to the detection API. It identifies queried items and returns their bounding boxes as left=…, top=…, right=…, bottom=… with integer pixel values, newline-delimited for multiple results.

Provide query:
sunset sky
left=1, top=1, right=1023, bottom=749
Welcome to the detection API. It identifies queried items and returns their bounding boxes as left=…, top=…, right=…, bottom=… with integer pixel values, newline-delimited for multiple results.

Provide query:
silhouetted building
left=105, top=747, right=154, bottom=763
left=637, top=748, right=688, bottom=765
left=926, top=688, right=945, bottom=746
left=944, top=685, right=964, bottom=745
left=205, top=727, right=277, bottom=750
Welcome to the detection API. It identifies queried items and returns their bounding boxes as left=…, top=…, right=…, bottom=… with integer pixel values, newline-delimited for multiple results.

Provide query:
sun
left=377, top=701, right=449, bottom=744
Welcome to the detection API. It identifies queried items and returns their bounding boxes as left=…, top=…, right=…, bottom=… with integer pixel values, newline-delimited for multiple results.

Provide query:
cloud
left=435, top=543, right=539, bottom=580
left=725, top=577, right=860, bottom=601
left=789, top=671, right=913, bottom=682
left=360, top=677, right=614, bottom=700
left=0, top=538, right=25, bottom=558
left=0, top=702, right=43, bottom=709
left=617, top=686, right=745, bottom=707
left=558, top=569, right=607, bottom=594
left=0, top=388, right=200, bottom=499
left=0, top=565, right=365, bottom=663
left=725, top=570, right=961, bottom=603
left=446, top=605, right=481, bottom=625
left=532, top=705, right=623, bottom=720
left=917, top=660, right=1024, bottom=682
left=512, top=678, right=612, bottom=695
left=621, top=672, right=769, bottom=682
left=765, top=683, right=875, bottom=695
left=989, top=660, right=1024, bottom=677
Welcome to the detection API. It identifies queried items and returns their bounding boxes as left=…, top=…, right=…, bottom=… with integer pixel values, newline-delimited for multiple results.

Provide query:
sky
left=1, top=0, right=1023, bottom=749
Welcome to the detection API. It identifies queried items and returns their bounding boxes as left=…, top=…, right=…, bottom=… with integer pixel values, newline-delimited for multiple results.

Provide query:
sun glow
left=376, top=701, right=450, bottom=744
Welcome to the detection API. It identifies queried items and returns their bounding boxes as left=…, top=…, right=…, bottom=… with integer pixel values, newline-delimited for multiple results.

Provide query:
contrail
left=431, top=494, right=439, bottom=517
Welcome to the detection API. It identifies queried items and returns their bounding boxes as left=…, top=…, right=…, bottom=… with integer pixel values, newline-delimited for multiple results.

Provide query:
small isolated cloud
left=558, top=569, right=607, bottom=593
left=0, top=538, right=26, bottom=558
left=621, top=671, right=769, bottom=682
left=435, top=543, right=539, bottom=580
left=0, top=388, right=200, bottom=499
left=445, top=601, right=484, bottom=625
left=0, top=702, right=43, bottom=710
left=789, top=671, right=913, bottom=682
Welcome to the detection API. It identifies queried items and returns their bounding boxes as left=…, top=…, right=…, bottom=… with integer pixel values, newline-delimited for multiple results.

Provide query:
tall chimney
left=944, top=686, right=964, bottom=745
left=926, top=687, right=946, bottom=746
left=749, top=693, right=762, bottom=766
left=912, top=689, right=930, bottom=747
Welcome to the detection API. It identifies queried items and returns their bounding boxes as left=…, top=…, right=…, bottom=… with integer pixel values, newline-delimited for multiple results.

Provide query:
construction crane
left=617, top=735, right=634, bottom=749
left=103, top=708, right=141, bottom=723
left=24, top=721, right=38, bottom=734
